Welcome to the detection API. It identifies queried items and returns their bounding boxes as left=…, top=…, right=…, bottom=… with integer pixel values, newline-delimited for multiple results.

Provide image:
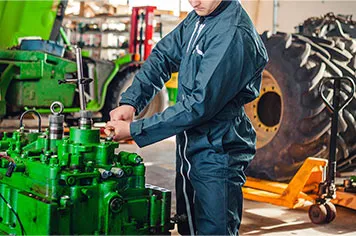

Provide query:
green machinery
left=0, top=47, right=173, bottom=235
left=0, top=45, right=133, bottom=118
left=0, top=0, right=165, bottom=122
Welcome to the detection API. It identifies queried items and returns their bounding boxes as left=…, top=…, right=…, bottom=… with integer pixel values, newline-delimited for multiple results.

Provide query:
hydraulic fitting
left=49, top=102, right=64, bottom=140
left=6, top=162, right=16, bottom=177
left=119, top=152, right=143, bottom=165
left=98, top=168, right=112, bottom=179
left=79, top=110, right=93, bottom=130
left=111, top=167, right=124, bottom=178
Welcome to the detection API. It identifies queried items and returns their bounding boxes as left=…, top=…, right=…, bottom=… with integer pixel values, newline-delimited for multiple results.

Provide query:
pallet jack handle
left=307, top=77, right=355, bottom=224
left=319, top=76, right=355, bottom=198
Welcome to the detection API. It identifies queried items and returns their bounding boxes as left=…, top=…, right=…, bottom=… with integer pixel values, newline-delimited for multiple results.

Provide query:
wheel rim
left=245, top=69, right=283, bottom=149
left=325, top=202, right=337, bottom=223
left=309, top=204, right=328, bottom=224
left=135, top=90, right=166, bottom=120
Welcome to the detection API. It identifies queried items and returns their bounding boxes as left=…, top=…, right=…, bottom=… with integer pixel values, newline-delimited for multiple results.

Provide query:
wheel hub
left=245, top=70, right=283, bottom=149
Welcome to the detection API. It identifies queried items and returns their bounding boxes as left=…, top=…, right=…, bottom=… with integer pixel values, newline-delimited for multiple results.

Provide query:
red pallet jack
left=242, top=76, right=355, bottom=224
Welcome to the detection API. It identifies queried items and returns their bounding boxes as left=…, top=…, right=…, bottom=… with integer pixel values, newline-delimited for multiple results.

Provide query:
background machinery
left=0, top=0, right=166, bottom=129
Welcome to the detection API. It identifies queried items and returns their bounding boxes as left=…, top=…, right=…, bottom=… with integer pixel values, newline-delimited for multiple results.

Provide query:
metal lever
left=58, top=77, right=93, bottom=85
left=75, top=47, right=86, bottom=111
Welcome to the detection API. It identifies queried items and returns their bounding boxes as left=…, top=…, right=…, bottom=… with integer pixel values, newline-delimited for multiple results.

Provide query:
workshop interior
left=0, top=0, right=356, bottom=235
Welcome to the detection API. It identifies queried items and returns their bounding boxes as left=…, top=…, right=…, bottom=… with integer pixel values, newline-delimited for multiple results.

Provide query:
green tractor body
left=0, top=0, right=58, bottom=49
left=0, top=50, right=77, bottom=116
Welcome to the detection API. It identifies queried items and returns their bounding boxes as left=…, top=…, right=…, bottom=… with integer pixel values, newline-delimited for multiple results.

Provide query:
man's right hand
left=109, top=105, right=136, bottom=122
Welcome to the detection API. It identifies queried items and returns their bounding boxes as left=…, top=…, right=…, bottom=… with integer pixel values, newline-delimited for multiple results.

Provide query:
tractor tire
left=101, top=68, right=167, bottom=121
left=245, top=32, right=356, bottom=181
left=326, top=36, right=356, bottom=171
left=299, top=13, right=356, bottom=39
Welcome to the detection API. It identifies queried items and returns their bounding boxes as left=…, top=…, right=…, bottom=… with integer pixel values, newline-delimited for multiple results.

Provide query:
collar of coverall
left=199, top=0, right=232, bottom=23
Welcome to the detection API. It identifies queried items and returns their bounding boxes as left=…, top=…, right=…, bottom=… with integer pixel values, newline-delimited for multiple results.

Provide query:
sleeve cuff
left=130, top=120, right=148, bottom=148
left=119, top=99, right=141, bottom=116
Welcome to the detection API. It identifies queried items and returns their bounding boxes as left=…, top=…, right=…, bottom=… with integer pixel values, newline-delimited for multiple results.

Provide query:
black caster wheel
left=309, top=204, right=328, bottom=224
left=325, top=201, right=337, bottom=223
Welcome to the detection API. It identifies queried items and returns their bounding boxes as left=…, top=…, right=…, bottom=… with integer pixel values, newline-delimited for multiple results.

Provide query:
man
left=105, top=0, right=268, bottom=234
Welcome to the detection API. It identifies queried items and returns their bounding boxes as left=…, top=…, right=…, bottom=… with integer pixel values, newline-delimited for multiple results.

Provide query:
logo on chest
left=193, top=44, right=205, bottom=56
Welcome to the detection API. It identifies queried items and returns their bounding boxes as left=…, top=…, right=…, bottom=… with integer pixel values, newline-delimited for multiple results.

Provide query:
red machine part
left=129, top=6, right=157, bottom=61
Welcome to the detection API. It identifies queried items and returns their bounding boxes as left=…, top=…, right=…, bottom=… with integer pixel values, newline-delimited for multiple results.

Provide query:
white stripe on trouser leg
left=183, top=131, right=192, bottom=180
left=178, top=144, right=194, bottom=235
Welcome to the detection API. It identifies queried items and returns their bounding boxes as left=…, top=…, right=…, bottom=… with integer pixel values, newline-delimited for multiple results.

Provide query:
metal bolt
left=110, top=197, right=123, bottom=213
left=135, top=157, right=142, bottom=164
left=67, top=176, right=76, bottom=186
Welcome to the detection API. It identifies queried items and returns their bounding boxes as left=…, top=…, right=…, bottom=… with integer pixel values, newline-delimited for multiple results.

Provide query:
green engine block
left=0, top=104, right=172, bottom=235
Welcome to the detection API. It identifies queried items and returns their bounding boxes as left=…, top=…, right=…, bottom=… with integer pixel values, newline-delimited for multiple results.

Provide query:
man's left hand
left=105, top=120, right=132, bottom=141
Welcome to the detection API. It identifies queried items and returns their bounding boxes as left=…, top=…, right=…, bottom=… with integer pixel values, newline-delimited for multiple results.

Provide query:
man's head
left=189, top=0, right=223, bottom=16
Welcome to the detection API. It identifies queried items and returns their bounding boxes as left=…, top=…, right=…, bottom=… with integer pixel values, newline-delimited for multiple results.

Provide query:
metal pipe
left=59, top=27, right=73, bottom=51
left=273, top=0, right=278, bottom=34
left=178, top=0, right=181, bottom=16
left=75, top=47, right=86, bottom=111
left=88, top=63, right=95, bottom=100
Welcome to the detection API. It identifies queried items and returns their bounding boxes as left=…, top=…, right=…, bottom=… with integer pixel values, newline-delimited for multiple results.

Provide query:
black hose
left=0, top=192, right=26, bottom=235
left=19, top=110, right=41, bottom=132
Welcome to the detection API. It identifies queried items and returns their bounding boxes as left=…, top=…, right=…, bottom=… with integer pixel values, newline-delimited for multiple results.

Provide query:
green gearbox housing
left=0, top=104, right=173, bottom=235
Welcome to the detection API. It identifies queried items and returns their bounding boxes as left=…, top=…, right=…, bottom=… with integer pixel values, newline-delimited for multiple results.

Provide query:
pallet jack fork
left=243, top=157, right=327, bottom=209
left=243, top=157, right=356, bottom=221
left=243, top=76, right=356, bottom=224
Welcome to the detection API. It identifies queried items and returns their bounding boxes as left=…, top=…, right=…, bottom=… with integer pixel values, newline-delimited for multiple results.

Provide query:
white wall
left=112, top=0, right=356, bottom=35
left=241, top=0, right=356, bottom=34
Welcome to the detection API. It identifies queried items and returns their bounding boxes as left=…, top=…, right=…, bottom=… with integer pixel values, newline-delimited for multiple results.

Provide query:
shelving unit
left=63, top=13, right=162, bottom=60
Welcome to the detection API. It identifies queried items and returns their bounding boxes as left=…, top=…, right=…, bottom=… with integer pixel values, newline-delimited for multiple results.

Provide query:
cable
left=0, top=192, right=26, bottom=235
left=19, top=110, right=42, bottom=133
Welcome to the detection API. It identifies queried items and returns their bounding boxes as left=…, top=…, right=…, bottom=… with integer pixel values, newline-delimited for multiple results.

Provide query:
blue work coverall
left=120, top=0, right=268, bottom=234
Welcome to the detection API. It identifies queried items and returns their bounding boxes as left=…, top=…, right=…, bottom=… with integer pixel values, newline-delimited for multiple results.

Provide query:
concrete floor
left=120, top=139, right=356, bottom=236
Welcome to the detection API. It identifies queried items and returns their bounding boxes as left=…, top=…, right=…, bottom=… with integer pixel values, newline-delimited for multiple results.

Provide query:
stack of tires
left=246, top=13, right=356, bottom=181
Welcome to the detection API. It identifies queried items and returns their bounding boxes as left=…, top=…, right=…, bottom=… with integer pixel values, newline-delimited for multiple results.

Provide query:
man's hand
left=110, top=105, right=136, bottom=121
left=105, top=120, right=132, bottom=141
